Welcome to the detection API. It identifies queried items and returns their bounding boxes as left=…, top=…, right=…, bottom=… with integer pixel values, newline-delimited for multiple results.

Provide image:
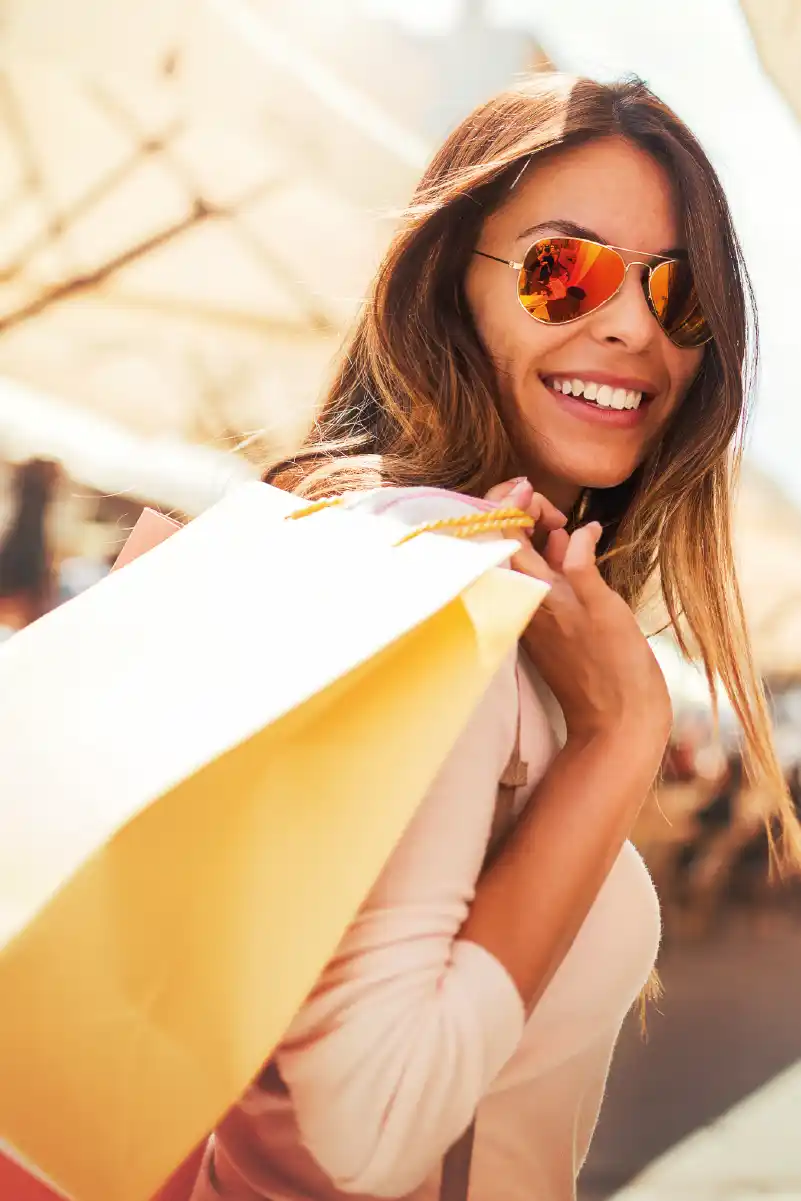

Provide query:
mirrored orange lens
left=518, top=237, right=625, bottom=324
left=648, top=259, right=710, bottom=348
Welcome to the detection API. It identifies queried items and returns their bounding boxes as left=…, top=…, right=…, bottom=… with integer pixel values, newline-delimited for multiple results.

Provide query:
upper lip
left=540, top=370, right=658, bottom=396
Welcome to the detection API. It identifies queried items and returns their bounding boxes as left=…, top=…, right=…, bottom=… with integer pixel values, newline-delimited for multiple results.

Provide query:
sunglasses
left=474, top=236, right=712, bottom=349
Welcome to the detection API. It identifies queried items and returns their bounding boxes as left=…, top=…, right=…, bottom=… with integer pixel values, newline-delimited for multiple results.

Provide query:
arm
left=459, top=480, right=670, bottom=1011
left=275, top=654, right=531, bottom=1197
left=458, top=726, right=660, bottom=1008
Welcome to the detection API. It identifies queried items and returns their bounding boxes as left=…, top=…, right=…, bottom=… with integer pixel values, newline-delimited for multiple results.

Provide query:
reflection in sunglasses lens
left=648, top=259, right=710, bottom=348
left=519, top=238, right=625, bottom=324
left=517, top=236, right=710, bottom=347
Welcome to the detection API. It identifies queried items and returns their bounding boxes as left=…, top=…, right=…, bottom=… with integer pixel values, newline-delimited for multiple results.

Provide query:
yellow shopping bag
left=0, top=482, right=547, bottom=1201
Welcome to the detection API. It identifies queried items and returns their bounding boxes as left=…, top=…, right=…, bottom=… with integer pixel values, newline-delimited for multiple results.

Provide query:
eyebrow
left=515, top=219, right=687, bottom=260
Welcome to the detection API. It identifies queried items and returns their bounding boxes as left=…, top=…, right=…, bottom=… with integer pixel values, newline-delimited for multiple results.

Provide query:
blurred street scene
left=1, top=2, right=801, bottom=1198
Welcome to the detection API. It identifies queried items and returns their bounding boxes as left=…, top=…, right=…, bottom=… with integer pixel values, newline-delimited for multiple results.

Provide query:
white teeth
left=549, top=377, right=644, bottom=410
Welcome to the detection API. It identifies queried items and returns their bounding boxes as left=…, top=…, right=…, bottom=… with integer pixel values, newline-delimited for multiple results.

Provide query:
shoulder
left=349, top=487, right=563, bottom=768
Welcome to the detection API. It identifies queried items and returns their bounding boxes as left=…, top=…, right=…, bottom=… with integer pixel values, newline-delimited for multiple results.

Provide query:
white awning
left=0, top=375, right=253, bottom=516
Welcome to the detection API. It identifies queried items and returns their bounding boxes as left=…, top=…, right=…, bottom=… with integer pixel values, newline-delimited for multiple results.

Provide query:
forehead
left=486, top=135, right=682, bottom=254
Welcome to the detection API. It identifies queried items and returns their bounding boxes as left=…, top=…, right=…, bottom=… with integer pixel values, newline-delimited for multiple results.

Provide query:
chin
left=556, top=457, right=641, bottom=493
left=581, top=466, right=638, bottom=490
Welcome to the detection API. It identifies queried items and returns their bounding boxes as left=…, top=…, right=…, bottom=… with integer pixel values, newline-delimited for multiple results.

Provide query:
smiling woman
left=267, top=77, right=792, bottom=836
left=185, top=74, right=801, bottom=1201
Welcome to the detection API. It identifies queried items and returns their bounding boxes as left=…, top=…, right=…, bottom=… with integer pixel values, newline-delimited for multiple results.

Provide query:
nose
left=588, top=262, right=658, bottom=353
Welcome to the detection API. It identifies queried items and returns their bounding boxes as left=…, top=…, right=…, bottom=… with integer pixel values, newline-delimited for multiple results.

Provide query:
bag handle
left=286, top=497, right=535, bottom=545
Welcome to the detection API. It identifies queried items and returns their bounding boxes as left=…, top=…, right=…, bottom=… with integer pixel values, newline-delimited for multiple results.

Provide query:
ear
left=110, top=509, right=183, bottom=573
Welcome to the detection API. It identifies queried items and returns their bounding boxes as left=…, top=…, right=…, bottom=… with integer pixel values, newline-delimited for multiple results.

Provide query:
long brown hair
left=266, top=73, right=801, bottom=870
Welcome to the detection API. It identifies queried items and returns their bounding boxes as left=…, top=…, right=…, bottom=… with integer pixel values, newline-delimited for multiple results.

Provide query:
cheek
left=666, top=345, right=705, bottom=408
left=467, top=271, right=574, bottom=382
left=466, top=263, right=519, bottom=360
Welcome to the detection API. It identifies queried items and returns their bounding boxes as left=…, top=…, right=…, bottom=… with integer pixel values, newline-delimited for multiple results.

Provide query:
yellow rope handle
left=286, top=497, right=534, bottom=545
left=393, top=507, right=534, bottom=546
left=285, top=497, right=345, bottom=520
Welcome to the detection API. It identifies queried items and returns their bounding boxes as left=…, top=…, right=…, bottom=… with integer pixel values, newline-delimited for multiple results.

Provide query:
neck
left=526, top=472, right=583, bottom=519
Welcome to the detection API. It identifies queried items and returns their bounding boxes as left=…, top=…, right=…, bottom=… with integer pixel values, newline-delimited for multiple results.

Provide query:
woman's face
left=465, top=135, right=705, bottom=512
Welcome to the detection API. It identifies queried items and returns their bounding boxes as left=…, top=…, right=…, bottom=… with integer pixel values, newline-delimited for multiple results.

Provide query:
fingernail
left=509, top=479, right=532, bottom=504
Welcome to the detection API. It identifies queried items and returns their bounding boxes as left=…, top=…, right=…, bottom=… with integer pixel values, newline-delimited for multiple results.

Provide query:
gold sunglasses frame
left=474, top=236, right=712, bottom=348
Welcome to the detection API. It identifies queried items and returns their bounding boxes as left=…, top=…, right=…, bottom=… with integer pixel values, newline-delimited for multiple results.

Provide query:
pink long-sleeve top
left=190, top=489, right=661, bottom=1201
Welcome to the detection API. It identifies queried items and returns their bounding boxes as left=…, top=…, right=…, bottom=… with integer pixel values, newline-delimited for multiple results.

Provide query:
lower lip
left=544, top=383, right=650, bottom=428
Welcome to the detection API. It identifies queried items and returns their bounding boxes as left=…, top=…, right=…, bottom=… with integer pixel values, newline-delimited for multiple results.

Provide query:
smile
left=544, top=376, right=645, bottom=410
left=539, top=373, right=657, bottom=429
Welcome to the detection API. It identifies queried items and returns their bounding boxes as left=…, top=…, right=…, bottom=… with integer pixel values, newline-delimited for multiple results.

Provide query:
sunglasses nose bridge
left=622, top=258, right=652, bottom=276
left=605, top=258, right=663, bottom=335
left=616, top=258, right=652, bottom=308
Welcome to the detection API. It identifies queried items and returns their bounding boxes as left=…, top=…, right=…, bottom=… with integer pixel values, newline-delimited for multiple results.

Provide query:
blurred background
left=1, top=1, right=801, bottom=1197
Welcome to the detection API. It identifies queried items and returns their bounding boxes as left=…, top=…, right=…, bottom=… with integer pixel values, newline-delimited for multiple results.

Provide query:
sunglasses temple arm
left=474, top=250, right=522, bottom=270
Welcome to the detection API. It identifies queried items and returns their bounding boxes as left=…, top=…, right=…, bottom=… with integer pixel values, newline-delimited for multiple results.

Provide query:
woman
left=191, top=75, right=801, bottom=1201
left=0, top=459, right=60, bottom=640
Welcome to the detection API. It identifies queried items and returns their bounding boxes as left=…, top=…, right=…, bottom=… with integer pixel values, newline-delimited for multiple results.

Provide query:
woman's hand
left=485, top=479, right=672, bottom=758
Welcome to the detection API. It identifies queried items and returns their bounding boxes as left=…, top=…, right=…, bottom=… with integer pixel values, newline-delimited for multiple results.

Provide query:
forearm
left=457, top=726, right=662, bottom=1007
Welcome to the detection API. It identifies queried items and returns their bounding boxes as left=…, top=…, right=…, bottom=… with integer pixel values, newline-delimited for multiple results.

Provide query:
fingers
left=525, top=493, right=568, bottom=535
left=543, top=528, right=570, bottom=572
left=509, top=539, right=554, bottom=585
left=561, top=522, right=606, bottom=603
left=484, top=478, right=567, bottom=534
left=484, top=481, right=609, bottom=604
left=562, top=521, right=602, bottom=570
left=483, top=480, right=554, bottom=580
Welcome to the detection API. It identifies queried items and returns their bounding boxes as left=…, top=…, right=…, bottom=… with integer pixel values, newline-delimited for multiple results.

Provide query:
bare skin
left=465, top=135, right=704, bottom=513
left=454, top=136, right=700, bottom=1004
